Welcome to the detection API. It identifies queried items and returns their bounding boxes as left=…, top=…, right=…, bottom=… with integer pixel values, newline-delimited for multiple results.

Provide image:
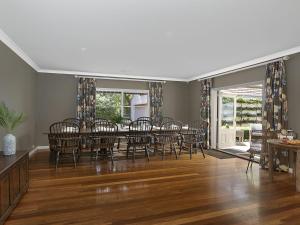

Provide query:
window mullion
left=121, top=91, right=124, bottom=117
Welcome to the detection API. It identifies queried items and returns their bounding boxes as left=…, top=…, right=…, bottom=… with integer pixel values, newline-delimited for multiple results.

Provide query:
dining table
left=267, top=139, right=300, bottom=191
left=44, top=125, right=191, bottom=136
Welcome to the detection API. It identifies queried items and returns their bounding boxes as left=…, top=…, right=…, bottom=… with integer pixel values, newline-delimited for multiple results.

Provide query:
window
left=96, top=88, right=150, bottom=121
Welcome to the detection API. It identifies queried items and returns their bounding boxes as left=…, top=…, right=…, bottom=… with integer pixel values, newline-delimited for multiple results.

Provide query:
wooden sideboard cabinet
left=0, top=151, right=29, bottom=225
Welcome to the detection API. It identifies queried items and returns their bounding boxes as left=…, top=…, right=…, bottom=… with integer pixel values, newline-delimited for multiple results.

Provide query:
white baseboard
left=29, top=146, right=49, bottom=157
left=36, top=146, right=49, bottom=150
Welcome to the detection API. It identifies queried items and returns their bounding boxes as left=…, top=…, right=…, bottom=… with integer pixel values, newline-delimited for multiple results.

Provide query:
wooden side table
left=267, top=139, right=300, bottom=191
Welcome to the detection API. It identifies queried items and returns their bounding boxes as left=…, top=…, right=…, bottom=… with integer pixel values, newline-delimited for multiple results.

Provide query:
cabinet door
left=19, top=156, right=29, bottom=192
left=9, top=165, right=20, bottom=204
left=0, top=173, right=10, bottom=217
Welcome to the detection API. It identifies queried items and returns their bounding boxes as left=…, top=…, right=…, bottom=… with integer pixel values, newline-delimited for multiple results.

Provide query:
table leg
left=268, top=143, right=273, bottom=181
left=296, top=151, right=300, bottom=192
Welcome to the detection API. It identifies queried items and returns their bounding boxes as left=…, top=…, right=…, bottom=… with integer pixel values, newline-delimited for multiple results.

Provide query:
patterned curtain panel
left=76, top=78, right=96, bottom=126
left=149, top=82, right=163, bottom=125
left=261, top=60, right=288, bottom=166
left=199, top=78, right=212, bottom=148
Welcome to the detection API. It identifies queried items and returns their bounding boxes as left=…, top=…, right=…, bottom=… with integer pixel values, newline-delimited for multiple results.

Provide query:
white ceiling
left=0, top=0, right=300, bottom=81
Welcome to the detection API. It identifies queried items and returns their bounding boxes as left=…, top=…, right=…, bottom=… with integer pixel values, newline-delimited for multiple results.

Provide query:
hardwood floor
left=5, top=150, right=300, bottom=225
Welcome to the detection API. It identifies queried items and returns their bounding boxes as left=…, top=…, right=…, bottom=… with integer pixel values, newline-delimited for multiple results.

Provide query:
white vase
left=3, top=133, right=16, bottom=155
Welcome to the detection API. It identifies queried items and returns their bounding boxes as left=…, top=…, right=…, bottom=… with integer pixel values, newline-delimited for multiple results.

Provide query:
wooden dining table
left=267, top=139, right=300, bottom=191
left=43, top=126, right=191, bottom=136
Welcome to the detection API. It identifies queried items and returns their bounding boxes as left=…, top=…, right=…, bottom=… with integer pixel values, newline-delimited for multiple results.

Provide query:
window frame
left=96, top=88, right=150, bottom=119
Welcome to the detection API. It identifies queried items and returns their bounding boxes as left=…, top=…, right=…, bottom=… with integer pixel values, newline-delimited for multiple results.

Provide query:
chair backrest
left=160, top=121, right=182, bottom=133
left=91, top=121, right=118, bottom=134
left=129, top=119, right=153, bottom=134
left=63, top=118, right=81, bottom=126
left=50, top=122, right=80, bottom=134
left=182, top=120, right=207, bottom=143
left=90, top=121, right=118, bottom=148
left=49, top=122, right=80, bottom=147
left=121, top=117, right=132, bottom=126
left=94, top=118, right=109, bottom=124
left=137, top=117, right=152, bottom=122
left=188, top=120, right=207, bottom=133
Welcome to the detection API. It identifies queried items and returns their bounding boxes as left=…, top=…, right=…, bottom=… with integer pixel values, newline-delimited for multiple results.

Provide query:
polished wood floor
left=5, top=150, right=300, bottom=225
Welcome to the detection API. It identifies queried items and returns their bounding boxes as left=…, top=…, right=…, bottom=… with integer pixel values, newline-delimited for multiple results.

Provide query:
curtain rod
left=74, top=75, right=166, bottom=83
left=197, top=56, right=289, bottom=81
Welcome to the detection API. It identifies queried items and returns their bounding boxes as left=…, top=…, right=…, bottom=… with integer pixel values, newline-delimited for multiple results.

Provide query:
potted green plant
left=0, top=103, right=25, bottom=155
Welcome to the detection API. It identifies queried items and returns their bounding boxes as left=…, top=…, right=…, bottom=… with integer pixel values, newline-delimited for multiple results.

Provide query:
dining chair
left=90, top=121, right=118, bottom=163
left=49, top=122, right=81, bottom=169
left=126, top=119, right=153, bottom=161
left=179, top=120, right=206, bottom=159
left=154, top=121, right=182, bottom=160
left=117, top=118, right=132, bottom=150
left=246, top=124, right=263, bottom=173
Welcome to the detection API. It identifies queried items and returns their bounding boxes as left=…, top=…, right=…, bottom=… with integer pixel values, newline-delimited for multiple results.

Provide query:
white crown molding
left=38, top=69, right=187, bottom=82
left=0, top=28, right=40, bottom=71
left=188, top=45, right=300, bottom=82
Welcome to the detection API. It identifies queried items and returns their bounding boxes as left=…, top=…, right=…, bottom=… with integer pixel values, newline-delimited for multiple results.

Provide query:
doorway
left=212, top=82, right=263, bottom=158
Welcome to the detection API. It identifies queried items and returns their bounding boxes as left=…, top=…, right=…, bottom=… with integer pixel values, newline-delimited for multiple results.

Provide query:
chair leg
left=145, top=145, right=150, bottom=161
left=117, top=138, right=121, bottom=150
left=200, top=143, right=205, bottom=158
left=90, top=144, right=94, bottom=161
left=109, top=147, right=114, bottom=164
left=173, top=144, right=178, bottom=159
left=246, top=160, right=251, bottom=174
left=55, top=151, right=60, bottom=170
left=189, top=144, right=192, bottom=160
left=179, top=143, right=183, bottom=156
left=246, top=154, right=253, bottom=173
left=162, top=144, right=165, bottom=160
left=72, top=150, right=77, bottom=168
left=132, top=146, right=136, bottom=161
left=77, top=147, right=81, bottom=161
left=126, top=144, right=130, bottom=159
left=95, top=149, right=99, bottom=161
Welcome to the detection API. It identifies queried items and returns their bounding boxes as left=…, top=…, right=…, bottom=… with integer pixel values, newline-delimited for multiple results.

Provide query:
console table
left=0, top=151, right=29, bottom=225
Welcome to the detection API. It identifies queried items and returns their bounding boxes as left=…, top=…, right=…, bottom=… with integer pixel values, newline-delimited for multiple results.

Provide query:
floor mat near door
left=204, top=149, right=236, bottom=159
left=221, top=148, right=249, bottom=155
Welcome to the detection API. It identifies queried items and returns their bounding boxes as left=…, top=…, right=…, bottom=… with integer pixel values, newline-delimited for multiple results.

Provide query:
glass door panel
left=218, top=94, right=236, bottom=149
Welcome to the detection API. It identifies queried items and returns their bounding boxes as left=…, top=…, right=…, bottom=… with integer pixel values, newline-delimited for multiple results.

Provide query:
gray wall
left=286, top=53, right=300, bottom=136
left=35, top=74, right=77, bottom=145
left=36, top=74, right=190, bottom=145
left=0, top=40, right=37, bottom=151
left=187, top=80, right=201, bottom=122
left=162, top=81, right=189, bottom=122
left=213, top=66, right=265, bottom=89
